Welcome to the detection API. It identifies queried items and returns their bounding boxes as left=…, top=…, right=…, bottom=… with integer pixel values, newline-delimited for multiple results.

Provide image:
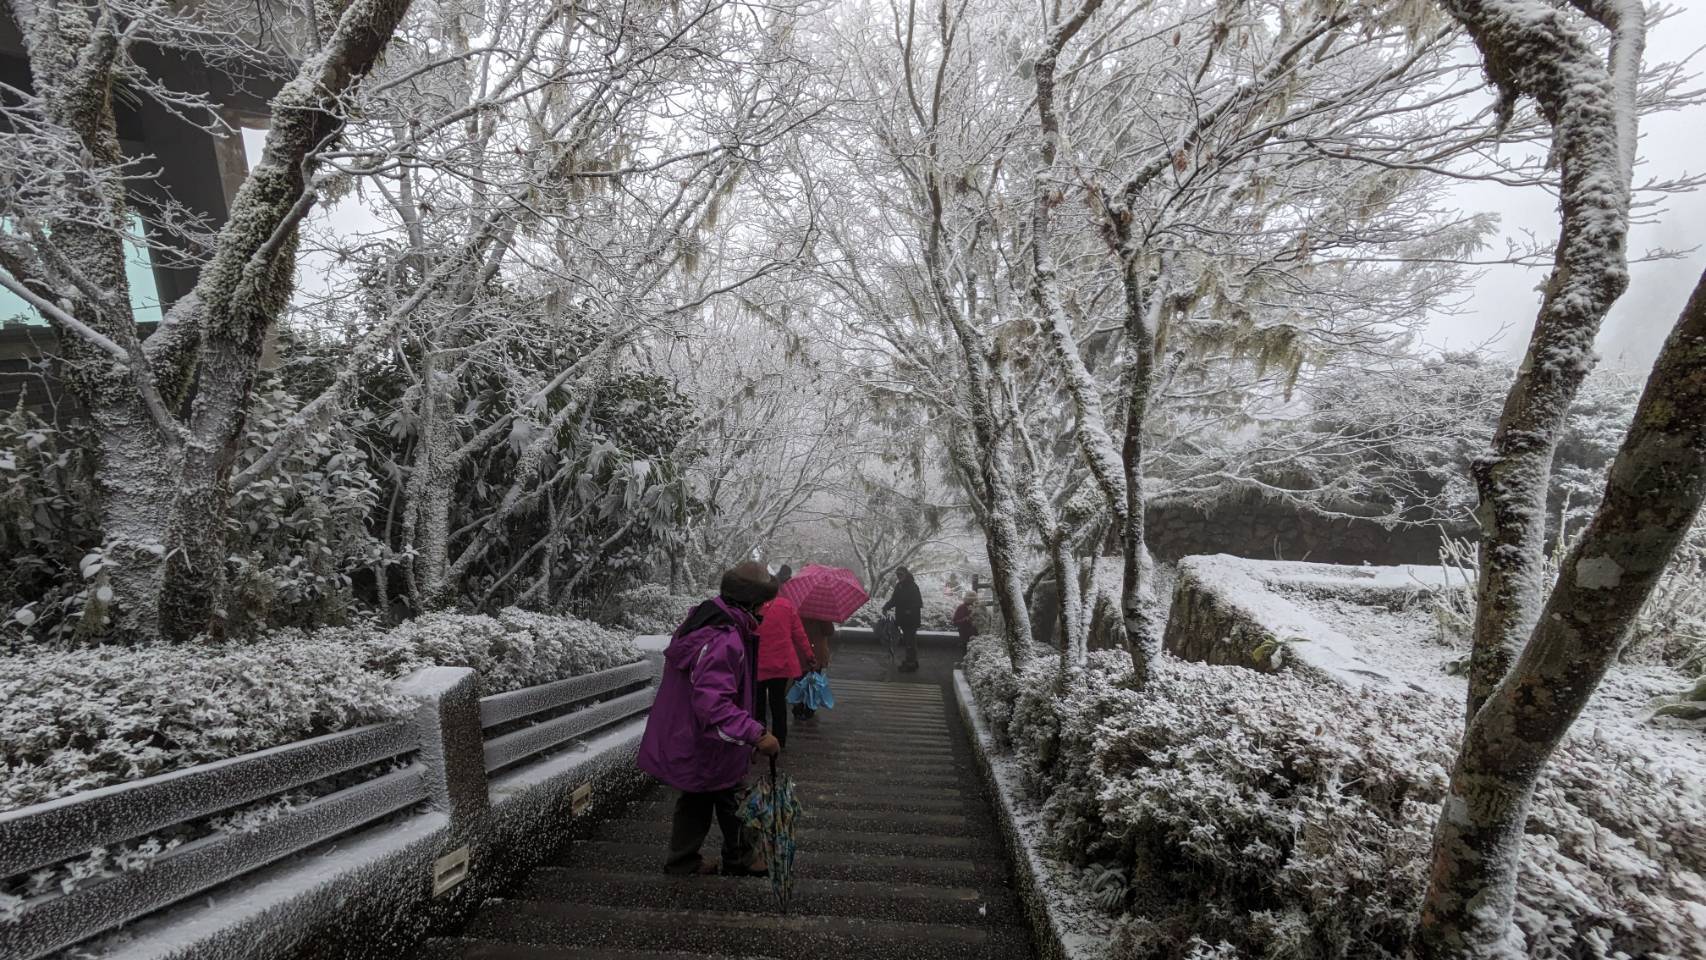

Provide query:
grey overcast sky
left=1421, top=2, right=1706, bottom=375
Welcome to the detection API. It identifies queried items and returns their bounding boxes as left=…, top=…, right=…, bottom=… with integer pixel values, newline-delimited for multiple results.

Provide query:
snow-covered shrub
left=1083, top=658, right=1450, bottom=958
left=1, top=608, right=638, bottom=912
left=1622, top=520, right=1706, bottom=672
left=967, top=640, right=1706, bottom=959
left=0, top=633, right=409, bottom=811
left=963, top=631, right=1027, bottom=746
left=487, top=608, right=641, bottom=683
left=0, top=609, right=639, bottom=811
left=1434, top=519, right=1706, bottom=674
left=223, top=387, right=392, bottom=634
left=0, top=409, right=104, bottom=648
left=599, top=583, right=700, bottom=634
left=330, top=608, right=639, bottom=697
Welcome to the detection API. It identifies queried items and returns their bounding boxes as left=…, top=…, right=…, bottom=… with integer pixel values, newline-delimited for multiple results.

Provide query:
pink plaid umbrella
left=778, top=565, right=869, bottom=623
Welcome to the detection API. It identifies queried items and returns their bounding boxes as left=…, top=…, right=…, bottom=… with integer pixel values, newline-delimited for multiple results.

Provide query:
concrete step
left=772, top=762, right=966, bottom=783
left=779, top=753, right=964, bottom=772
left=776, top=778, right=969, bottom=798
left=630, top=793, right=974, bottom=816
left=461, top=900, right=1032, bottom=960
left=795, top=700, right=946, bottom=712
left=558, top=842, right=1004, bottom=886
left=416, top=945, right=775, bottom=960
left=786, top=721, right=959, bottom=738
left=793, top=787, right=973, bottom=808
left=783, top=743, right=960, bottom=761
left=791, top=792, right=970, bottom=813
left=781, top=740, right=969, bottom=753
left=827, top=693, right=949, bottom=702
left=619, top=802, right=985, bottom=838
left=806, top=703, right=946, bottom=715
left=788, top=770, right=975, bottom=791
left=516, top=868, right=1023, bottom=926
left=786, top=718, right=952, bottom=732
left=830, top=681, right=946, bottom=693
left=597, top=820, right=1000, bottom=859
left=777, top=740, right=962, bottom=753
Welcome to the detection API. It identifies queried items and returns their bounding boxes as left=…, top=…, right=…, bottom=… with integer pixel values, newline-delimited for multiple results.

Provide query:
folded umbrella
left=778, top=564, right=869, bottom=623
left=740, top=756, right=803, bottom=912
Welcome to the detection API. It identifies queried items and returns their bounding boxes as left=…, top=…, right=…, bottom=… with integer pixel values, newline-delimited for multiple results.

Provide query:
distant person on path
left=637, top=562, right=781, bottom=877
left=883, top=566, right=923, bottom=673
left=755, top=565, right=816, bottom=748
left=795, top=616, right=835, bottom=721
left=951, top=593, right=978, bottom=643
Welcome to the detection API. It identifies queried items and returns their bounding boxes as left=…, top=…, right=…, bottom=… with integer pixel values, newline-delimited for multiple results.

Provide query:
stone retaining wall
left=1146, top=497, right=1464, bottom=567
left=1162, top=555, right=1468, bottom=688
left=953, top=671, right=1098, bottom=960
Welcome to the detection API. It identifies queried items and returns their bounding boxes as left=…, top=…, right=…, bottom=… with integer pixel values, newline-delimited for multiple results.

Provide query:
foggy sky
left=1423, top=3, right=1705, bottom=376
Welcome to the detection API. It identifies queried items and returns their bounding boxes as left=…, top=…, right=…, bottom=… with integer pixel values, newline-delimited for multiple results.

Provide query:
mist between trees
left=1, top=0, right=1705, bottom=955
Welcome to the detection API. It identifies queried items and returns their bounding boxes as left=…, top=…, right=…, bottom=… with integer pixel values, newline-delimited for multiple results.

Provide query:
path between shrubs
left=415, top=645, right=1036, bottom=960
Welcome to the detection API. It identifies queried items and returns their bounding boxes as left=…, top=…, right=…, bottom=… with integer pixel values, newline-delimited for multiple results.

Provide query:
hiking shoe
left=664, top=859, right=720, bottom=877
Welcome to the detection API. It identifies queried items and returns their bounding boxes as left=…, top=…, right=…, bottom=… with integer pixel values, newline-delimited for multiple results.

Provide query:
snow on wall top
left=1173, top=554, right=1471, bottom=691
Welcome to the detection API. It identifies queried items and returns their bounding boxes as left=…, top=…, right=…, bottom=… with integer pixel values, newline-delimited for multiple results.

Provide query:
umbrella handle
left=768, top=754, right=777, bottom=785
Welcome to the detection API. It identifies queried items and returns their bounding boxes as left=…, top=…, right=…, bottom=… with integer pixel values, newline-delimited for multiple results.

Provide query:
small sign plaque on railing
left=432, top=845, right=470, bottom=897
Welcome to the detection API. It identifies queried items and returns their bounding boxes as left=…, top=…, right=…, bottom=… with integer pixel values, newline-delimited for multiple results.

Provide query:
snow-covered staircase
left=414, top=677, right=1035, bottom=960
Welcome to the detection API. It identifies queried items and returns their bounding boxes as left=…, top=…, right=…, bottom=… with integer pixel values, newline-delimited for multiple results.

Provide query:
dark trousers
left=665, top=787, right=751, bottom=874
left=755, top=678, right=791, bottom=747
left=898, top=618, right=920, bottom=666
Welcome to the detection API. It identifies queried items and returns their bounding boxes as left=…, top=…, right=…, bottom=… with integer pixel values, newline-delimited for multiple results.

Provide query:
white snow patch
left=1174, top=555, right=1471, bottom=690
left=1260, top=561, right=1706, bottom=789
left=1575, top=555, right=1624, bottom=589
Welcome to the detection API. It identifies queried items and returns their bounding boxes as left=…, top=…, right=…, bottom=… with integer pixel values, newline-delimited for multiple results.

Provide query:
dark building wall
left=0, top=15, right=275, bottom=416
left=1145, top=494, right=1467, bottom=567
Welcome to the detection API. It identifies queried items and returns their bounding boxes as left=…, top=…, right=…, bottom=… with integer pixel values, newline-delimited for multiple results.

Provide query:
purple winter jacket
left=637, top=597, right=766, bottom=793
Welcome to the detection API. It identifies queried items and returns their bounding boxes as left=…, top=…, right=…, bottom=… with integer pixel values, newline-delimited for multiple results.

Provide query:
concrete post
left=396, top=666, right=488, bottom=826
left=634, top=634, right=671, bottom=683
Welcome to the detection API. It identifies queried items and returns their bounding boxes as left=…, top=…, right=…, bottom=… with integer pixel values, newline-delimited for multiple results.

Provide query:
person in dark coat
left=637, top=562, right=781, bottom=876
left=882, top=566, right=924, bottom=672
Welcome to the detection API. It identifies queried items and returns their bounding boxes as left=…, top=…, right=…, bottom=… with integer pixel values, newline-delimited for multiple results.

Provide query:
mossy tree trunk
left=1417, top=264, right=1706, bottom=957
left=156, top=0, right=422, bottom=641
left=5, top=0, right=420, bottom=641
left=7, top=0, right=185, bottom=637
left=1412, top=0, right=1654, bottom=953
left=1441, top=0, right=1645, bottom=723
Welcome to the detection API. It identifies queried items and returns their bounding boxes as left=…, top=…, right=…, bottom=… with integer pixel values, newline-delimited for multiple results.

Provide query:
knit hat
left=720, top=561, right=779, bottom=610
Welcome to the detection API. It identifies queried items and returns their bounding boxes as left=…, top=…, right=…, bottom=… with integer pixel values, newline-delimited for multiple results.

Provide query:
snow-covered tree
left=0, top=0, right=816, bottom=638
left=0, top=0, right=418, bottom=640
left=1412, top=1, right=1706, bottom=955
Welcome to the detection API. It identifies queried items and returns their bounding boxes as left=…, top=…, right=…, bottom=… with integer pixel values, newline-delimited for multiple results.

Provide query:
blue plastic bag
left=786, top=671, right=835, bottom=711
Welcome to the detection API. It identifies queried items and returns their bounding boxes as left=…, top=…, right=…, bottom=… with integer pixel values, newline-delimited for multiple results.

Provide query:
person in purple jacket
left=638, top=561, right=782, bottom=876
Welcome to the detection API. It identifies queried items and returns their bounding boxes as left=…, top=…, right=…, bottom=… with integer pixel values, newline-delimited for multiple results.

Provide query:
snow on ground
left=1275, top=582, right=1706, bottom=784
left=957, top=669, right=1115, bottom=960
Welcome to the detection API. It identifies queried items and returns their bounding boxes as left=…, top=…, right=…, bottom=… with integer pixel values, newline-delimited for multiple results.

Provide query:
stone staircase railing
left=0, top=658, right=657, bottom=960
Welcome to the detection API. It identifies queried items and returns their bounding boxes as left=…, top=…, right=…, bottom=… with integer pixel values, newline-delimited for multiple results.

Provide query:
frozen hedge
left=964, top=637, right=1706, bottom=960
left=600, top=583, right=701, bottom=635
left=0, top=609, right=640, bottom=812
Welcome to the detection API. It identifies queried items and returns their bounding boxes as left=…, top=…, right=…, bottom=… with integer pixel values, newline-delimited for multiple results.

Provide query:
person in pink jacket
left=754, top=565, right=816, bottom=748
